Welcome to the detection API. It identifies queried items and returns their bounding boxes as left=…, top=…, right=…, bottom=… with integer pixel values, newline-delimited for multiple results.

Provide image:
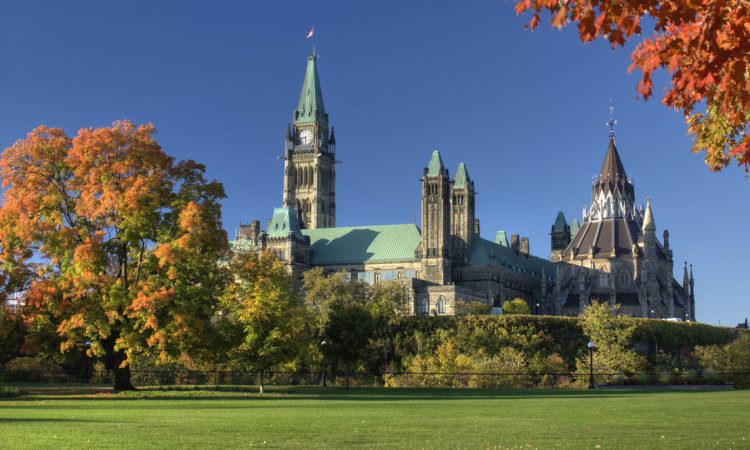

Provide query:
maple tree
left=0, top=121, right=227, bottom=390
left=220, top=250, right=305, bottom=393
left=515, top=0, right=750, bottom=171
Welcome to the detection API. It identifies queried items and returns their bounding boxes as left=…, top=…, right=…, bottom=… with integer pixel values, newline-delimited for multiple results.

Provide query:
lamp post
left=587, top=341, right=595, bottom=389
left=320, top=339, right=327, bottom=387
left=84, top=341, right=92, bottom=384
left=536, top=303, right=540, bottom=315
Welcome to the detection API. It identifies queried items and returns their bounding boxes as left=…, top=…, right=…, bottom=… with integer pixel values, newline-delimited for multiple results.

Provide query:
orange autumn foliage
left=0, top=120, right=228, bottom=390
left=515, top=0, right=750, bottom=171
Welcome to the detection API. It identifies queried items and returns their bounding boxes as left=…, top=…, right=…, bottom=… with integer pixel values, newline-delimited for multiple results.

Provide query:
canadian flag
left=306, top=27, right=314, bottom=39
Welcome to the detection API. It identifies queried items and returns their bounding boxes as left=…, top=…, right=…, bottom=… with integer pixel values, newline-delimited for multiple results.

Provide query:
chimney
left=511, top=234, right=520, bottom=252
left=520, top=237, right=530, bottom=255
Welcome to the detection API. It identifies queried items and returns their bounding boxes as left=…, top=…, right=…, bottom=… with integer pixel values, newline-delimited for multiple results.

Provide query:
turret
left=551, top=211, right=571, bottom=261
left=420, top=150, right=451, bottom=284
left=642, top=198, right=657, bottom=258
left=450, top=162, right=475, bottom=265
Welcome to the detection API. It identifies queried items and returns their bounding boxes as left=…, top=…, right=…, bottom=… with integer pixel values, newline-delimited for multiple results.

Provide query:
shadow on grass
left=0, top=418, right=109, bottom=424
left=0, top=385, right=726, bottom=403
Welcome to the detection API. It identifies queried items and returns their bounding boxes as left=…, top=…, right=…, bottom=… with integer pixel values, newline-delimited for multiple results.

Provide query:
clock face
left=300, top=129, right=313, bottom=145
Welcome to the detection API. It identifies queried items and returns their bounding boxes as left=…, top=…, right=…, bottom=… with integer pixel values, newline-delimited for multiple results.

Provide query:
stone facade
left=235, top=52, right=696, bottom=319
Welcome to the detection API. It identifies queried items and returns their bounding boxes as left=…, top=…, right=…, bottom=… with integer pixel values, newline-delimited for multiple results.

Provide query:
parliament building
left=234, top=53, right=696, bottom=320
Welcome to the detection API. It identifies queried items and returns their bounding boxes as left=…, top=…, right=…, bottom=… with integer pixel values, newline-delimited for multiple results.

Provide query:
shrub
left=91, top=361, right=112, bottom=384
left=0, top=386, right=22, bottom=398
left=4, top=357, right=64, bottom=382
left=695, top=332, right=750, bottom=388
left=658, top=371, right=672, bottom=385
left=702, top=368, right=719, bottom=384
left=636, top=373, right=651, bottom=385
left=502, top=299, right=532, bottom=315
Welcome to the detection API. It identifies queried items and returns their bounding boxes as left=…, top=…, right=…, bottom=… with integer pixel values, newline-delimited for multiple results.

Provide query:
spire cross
left=607, top=100, right=618, bottom=140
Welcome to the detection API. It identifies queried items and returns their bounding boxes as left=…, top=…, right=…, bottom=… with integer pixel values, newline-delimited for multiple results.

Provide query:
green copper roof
left=469, top=237, right=556, bottom=279
left=553, top=211, right=568, bottom=232
left=295, top=55, right=327, bottom=124
left=570, top=218, right=581, bottom=238
left=454, top=163, right=470, bottom=188
left=302, top=224, right=421, bottom=265
left=426, top=150, right=446, bottom=177
left=495, top=230, right=509, bottom=247
left=268, top=207, right=304, bottom=240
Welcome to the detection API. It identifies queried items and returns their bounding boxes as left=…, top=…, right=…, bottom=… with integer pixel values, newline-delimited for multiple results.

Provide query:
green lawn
left=1, top=386, right=749, bottom=449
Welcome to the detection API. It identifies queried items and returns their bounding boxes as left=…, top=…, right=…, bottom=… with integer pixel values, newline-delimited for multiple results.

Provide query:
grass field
left=1, top=386, right=749, bottom=449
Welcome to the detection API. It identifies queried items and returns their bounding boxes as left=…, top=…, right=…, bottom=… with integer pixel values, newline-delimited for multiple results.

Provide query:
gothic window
left=436, top=296, right=446, bottom=314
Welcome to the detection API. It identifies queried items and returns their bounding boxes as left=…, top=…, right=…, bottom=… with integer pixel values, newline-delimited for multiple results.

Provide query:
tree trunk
left=259, top=370, right=264, bottom=394
left=104, top=334, right=135, bottom=391
left=113, top=348, right=135, bottom=391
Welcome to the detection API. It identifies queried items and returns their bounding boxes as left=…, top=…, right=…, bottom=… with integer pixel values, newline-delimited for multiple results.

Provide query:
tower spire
left=607, top=99, right=618, bottom=142
left=642, top=197, right=656, bottom=232
left=294, top=53, right=327, bottom=125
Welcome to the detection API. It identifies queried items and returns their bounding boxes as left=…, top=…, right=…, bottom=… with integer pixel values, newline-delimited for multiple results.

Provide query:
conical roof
left=570, top=218, right=581, bottom=238
left=599, top=138, right=628, bottom=185
left=295, top=55, right=326, bottom=124
left=642, top=198, right=656, bottom=232
left=426, top=150, right=446, bottom=176
left=553, top=211, right=568, bottom=232
left=454, top=163, right=471, bottom=188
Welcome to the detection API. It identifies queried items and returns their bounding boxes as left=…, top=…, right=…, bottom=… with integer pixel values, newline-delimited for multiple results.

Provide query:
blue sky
left=1, top=1, right=747, bottom=325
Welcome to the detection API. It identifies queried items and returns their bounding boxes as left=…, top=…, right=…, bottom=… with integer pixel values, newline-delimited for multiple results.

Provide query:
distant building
left=234, top=52, right=695, bottom=319
left=550, top=135, right=695, bottom=320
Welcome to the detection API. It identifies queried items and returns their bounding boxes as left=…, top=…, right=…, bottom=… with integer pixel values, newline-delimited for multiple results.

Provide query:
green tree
left=578, top=301, right=645, bottom=377
left=695, top=333, right=750, bottom=388
left=0, top=307, right=25, bottom=366
left=502, top=298, right=531, bottom=315
left=368, top=282, right=408, bottom=372
left=220, top=250, right=305, bottom=393
left=302, top=268, right=378, bottom=384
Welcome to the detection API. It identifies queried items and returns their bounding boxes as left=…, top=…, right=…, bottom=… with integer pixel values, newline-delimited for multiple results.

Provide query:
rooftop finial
left=607, top=99, right=618, bottom=141
left=306, top=26, right=316, bottom=57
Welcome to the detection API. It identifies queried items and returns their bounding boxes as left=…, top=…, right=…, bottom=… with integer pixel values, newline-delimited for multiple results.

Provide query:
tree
left=502, top=298, right=532, bottom=315
left=302, top=268, right=378, bottom=384
left=0, top=306, right=25, bottom=366
left=0, top=121, right=227, bottom=390
left=578, top=301, right=645, bottom=375
left=515, top=0, right=750, bottom=172
left=368, top=282, right=408, bottom=372
left=220, top=250, right=304, bottom=393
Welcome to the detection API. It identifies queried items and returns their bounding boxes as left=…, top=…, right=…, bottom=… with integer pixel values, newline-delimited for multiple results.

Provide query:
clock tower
left=282, top=53, right=336, bottom=229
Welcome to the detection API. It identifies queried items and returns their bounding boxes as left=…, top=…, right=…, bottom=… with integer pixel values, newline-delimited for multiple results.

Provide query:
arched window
left=436, top=296, right=446, bottom=314
left=417, top=298, right=429, bottom=315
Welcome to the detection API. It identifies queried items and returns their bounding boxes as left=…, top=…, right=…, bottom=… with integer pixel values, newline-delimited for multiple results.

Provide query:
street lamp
left=320, top=339, right=327, bottom=387
left=587, top=341, right=596, bottom=389
left=536, top=303, right=540, bottom=315
left=84, top=341, right=92, bottom=384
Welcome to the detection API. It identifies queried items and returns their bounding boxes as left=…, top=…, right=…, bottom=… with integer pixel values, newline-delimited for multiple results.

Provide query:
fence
left=1, top=369, right=748, bottom=389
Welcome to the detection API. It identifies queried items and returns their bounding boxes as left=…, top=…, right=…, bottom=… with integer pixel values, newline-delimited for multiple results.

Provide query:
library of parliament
left=235, top=53, right=696, bottom=320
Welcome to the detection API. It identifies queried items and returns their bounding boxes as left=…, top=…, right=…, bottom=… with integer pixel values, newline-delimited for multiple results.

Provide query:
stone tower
left=550, top=211, right=571, bottom=261
left=420, top=151, right=451, bottom=284
left=282, top=53, right=336, bottom=229
left=450, top=163, right=475, bottom=265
